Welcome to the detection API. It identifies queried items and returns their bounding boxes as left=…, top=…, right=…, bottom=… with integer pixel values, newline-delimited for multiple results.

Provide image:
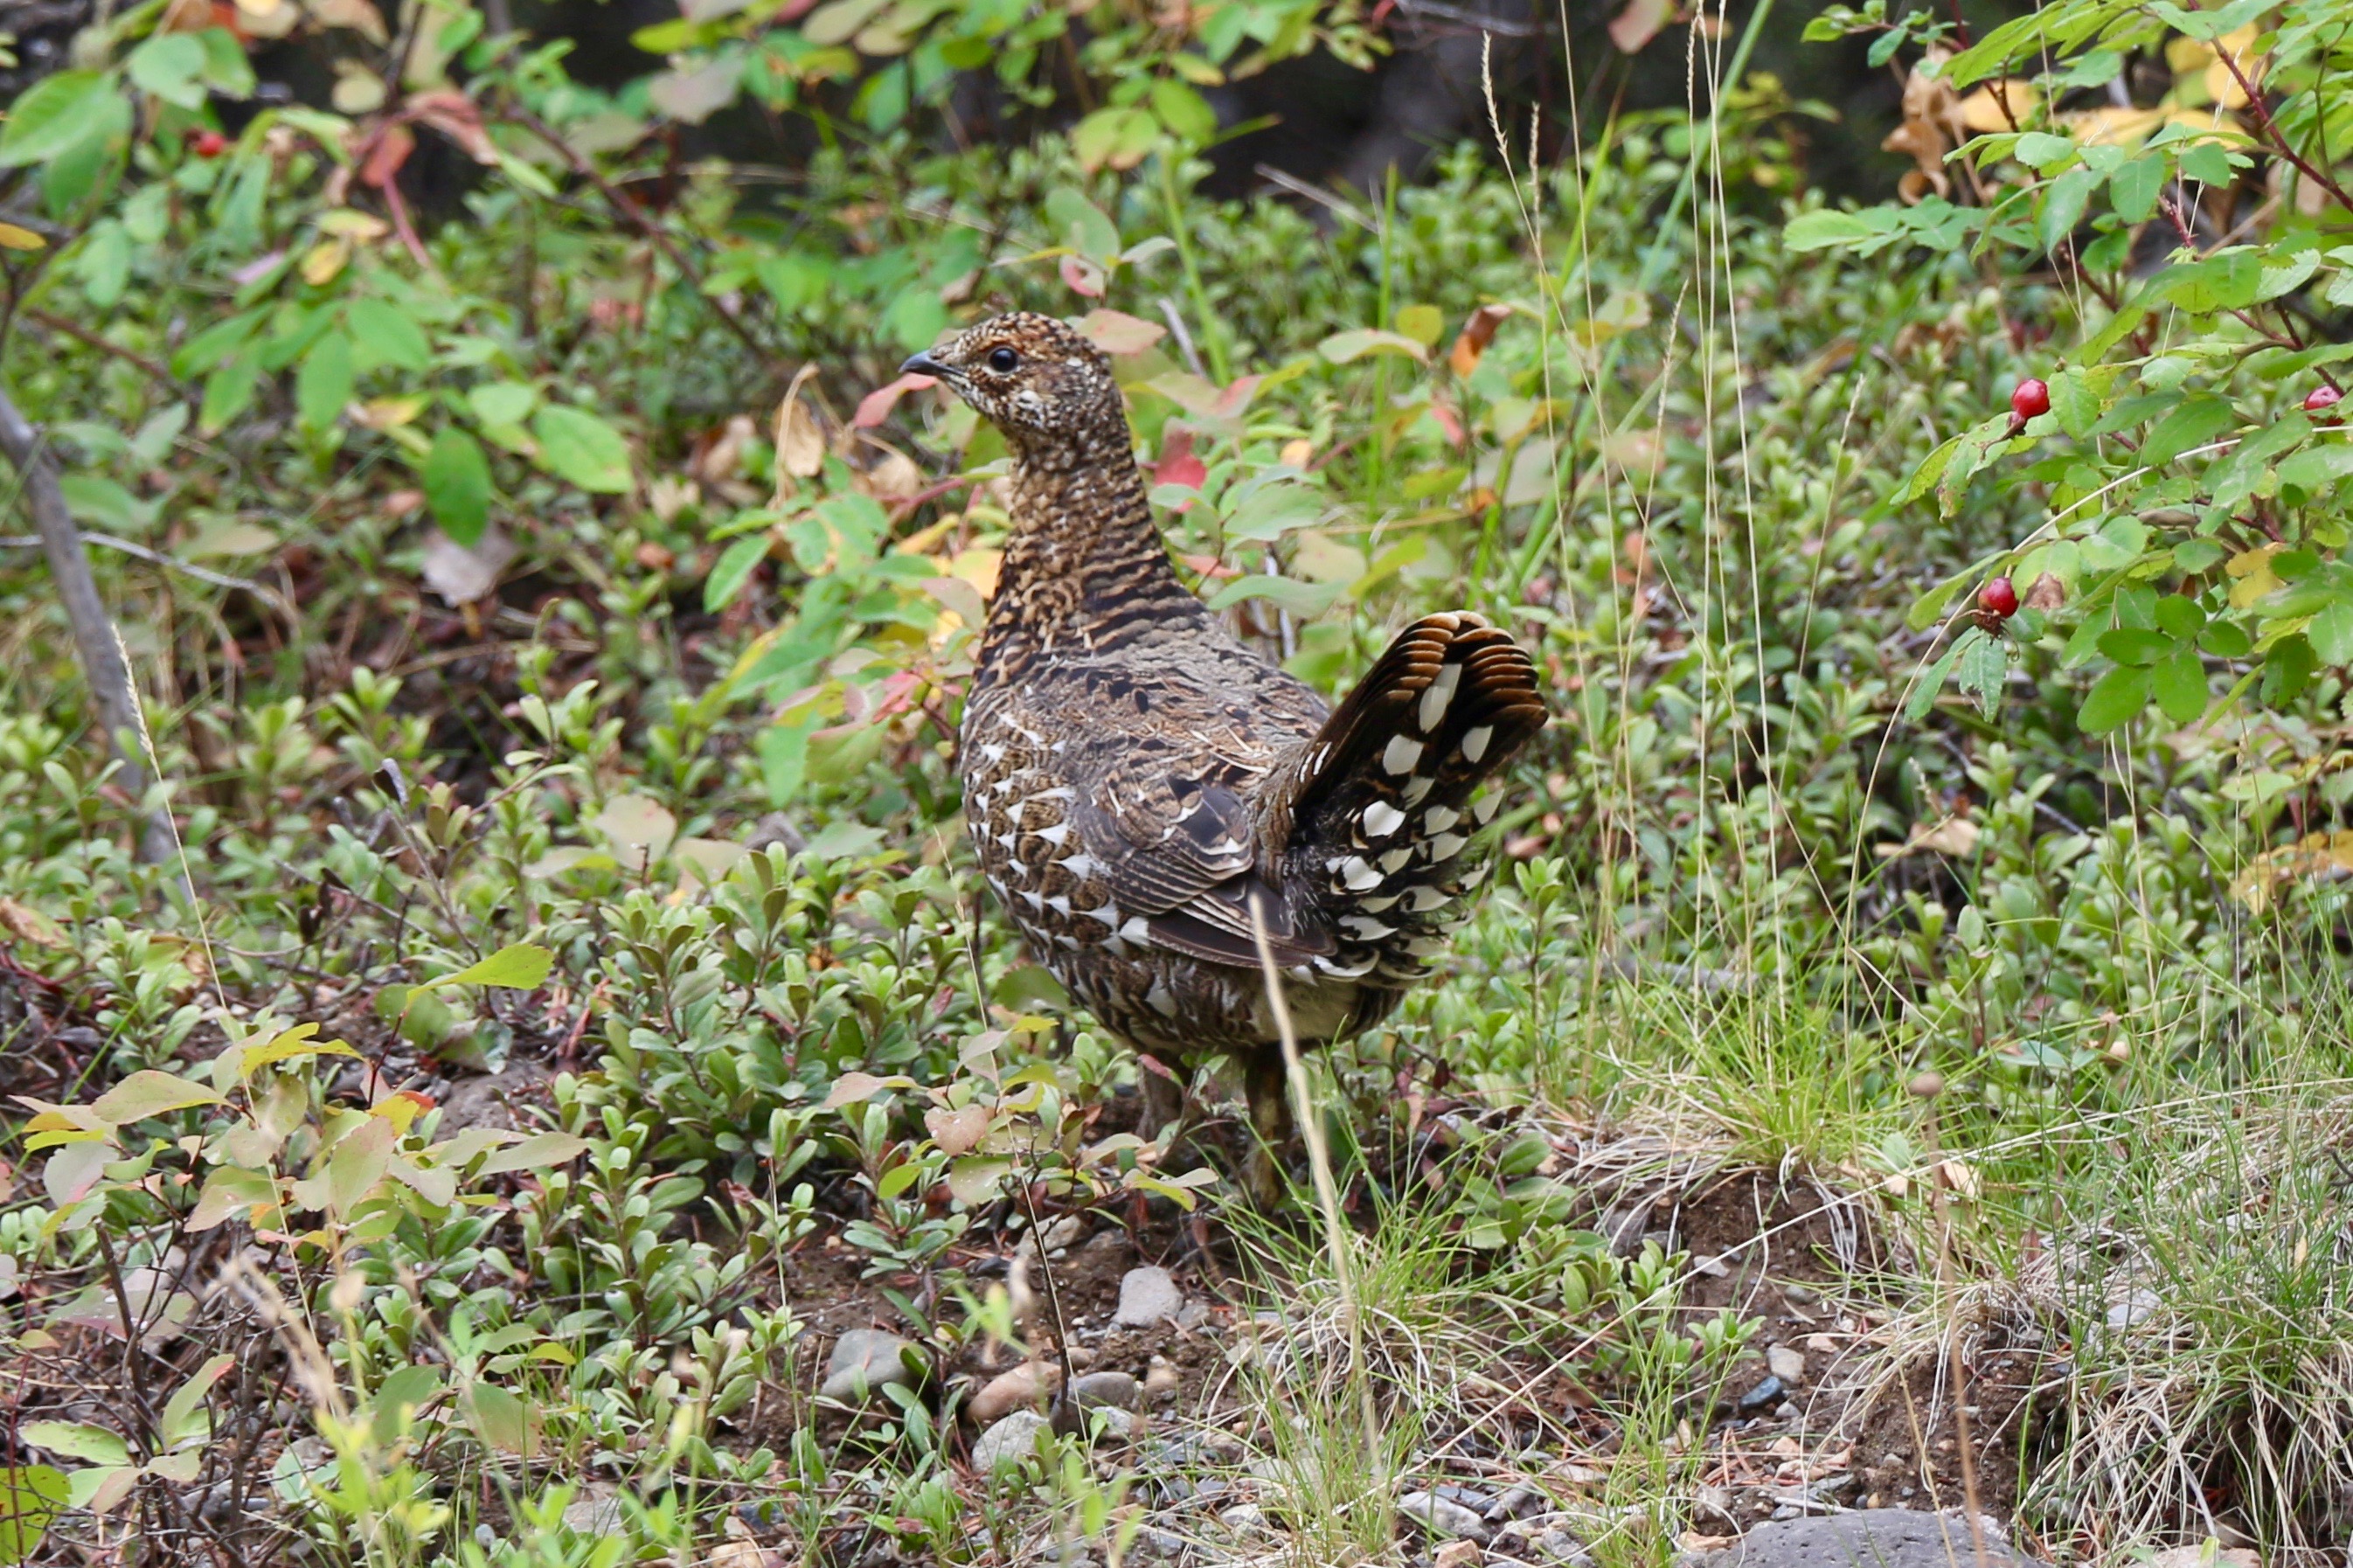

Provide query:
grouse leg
left=1241, top=1046, right=1294, bottom=1208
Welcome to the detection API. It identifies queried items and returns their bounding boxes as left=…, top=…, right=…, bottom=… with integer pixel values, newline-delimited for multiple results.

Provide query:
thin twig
left=1156, top=297, right=1210, bottom=379
left=23, top=309, right=194, bottom=401
left=1, top=530, right=295, bottom=619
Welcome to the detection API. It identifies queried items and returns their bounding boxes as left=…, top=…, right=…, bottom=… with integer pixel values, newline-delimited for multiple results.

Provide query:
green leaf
left=88, top=1070, right=226, bottom=1125
left=1149, top=78, right=1217, bottom=145
left=472, top=1131, right=594, bottom=1178
left=1957, top=628, right=2010, bottom=715
left=2049, top=370, right=2104, bottom=440
left=2163, top=250, right=2263, bottom=315
left=466, top=1383, right=539, bottom=1457
left=2110, top=154, right=2163, bottom=223
left=345, top=298, right=432, bottom=373
left=1317, top=328, right=1429, bottom=365
left=196, top=27, right=257, bottom=98
left=425, top=943, right=553, bottom=991
left=0, top=1465, right=71, bottom=1565
left=704, top=534, right=770, bottom=612
left=1893, top=434, right=1961, bottom=511
left=2077, top=663, right=2151, bottom=732
left=531, top=406, right=634, bottom=494
left=1783, top=210, right=1881, bottom=252
left=2039, top=166, right=2098, bottom=251
left=18, top=1423, right=130, bottom=1468
left=2138, top=396, right=2238, bottom=468
left=2097, top=628, right=2175, bottom=666
left=421, top=427, right=494, bottom=546
left=467, top=380, right=538, bottom=427
left=2309, top=600, right=2353, bottom=665
left=199, top=357, right=260, bottom=434
left=295, top=333, right=355, bottom=432
left=2149, top=647, right=2209, bottom=724
left=127, top=33, right=208, bottom=108
left=159, top=1354, right=236, bottom=1450
left=2276, top=443, right=2353, bottom=492
left=0, top=71, right=114, bottom=167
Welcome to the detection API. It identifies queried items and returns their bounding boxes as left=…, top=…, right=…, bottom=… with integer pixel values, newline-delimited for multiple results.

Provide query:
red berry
left=1979, top=576, right=2019, bottom=620
left=2306, top=385, right=2343, bottom=415
left=190, top=129, right=228, bottom=158
left=2010, top=378, right=2051, bottom=421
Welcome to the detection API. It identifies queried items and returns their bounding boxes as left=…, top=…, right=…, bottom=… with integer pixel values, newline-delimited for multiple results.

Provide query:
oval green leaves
left=421, top=427, right=494, bottom=545
left=531, top=406, right=634, bottom=494
left=0, top=71, right=115, bottom=167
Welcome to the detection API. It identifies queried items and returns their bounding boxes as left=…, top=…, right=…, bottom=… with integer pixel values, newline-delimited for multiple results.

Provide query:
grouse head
left=903, top=312, right=1125, bottom=461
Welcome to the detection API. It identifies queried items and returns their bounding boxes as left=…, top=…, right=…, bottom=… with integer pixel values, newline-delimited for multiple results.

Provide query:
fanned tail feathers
left=1274, top=613, right=1547, bottom=983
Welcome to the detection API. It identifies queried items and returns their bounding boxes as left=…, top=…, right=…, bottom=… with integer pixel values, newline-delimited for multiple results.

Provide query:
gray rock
left=1087, top=1406, right=1138, bottom=1440
left=819, top=1329, right=920, bottom=1403
left=1723, top=1511, right=2044, bottom=1568
left=2107, top=1287, right=2162, bottom=1331
left=1399, top=1491, right=1491, bottom=1543
left=1071, top=1370, right=1141, bottom=1411
left=1766, top=1345, right=1806, bottom=1384
left=1218, top=1503, right=1266, bottom=1534
left=1114, top=1266, right=1185, bottom=1328
left=1131, top=1528, right=1189, bottom=1562
left=1484, top=1485, right=1545, bottom=1523
left=1537, top=1528, right=1591, bottom=1565
left=972, top=1409, right=1052, bottom=1472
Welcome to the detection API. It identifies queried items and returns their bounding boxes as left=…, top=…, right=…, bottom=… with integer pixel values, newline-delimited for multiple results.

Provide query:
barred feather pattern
left=916, top=312, right=1548, bottom=1074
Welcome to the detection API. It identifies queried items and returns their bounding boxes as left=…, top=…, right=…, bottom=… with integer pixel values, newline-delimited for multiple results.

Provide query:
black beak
left=900, top=351, right=945, bottom=378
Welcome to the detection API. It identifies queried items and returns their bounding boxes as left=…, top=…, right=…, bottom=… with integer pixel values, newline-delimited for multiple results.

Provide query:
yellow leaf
left=1955, top=81, right=2036, bottom=134
left=0, top=223, right=46, bottom=252
left=301, top=239, right=351, bottom=287
left=2226, top=543, right=2283, bottom=607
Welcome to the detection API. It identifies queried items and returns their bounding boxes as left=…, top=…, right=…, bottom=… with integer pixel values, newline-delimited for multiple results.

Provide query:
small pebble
left=968, top=1360, right=1058, bottom=1424
left=1436, top=1541, right=1485, bottom=1568
left=1144, top=1355, right=1180, bottom=1399
left=818, top=1329, right=920, bottom=1403
left=1766, top=1345, right=1806, bottom=1384
left=1071, top=1370, right=1141, bottom=1411
left=1114, top=1266, right=1186, bottom=1328
left=1735, top=1374, right=1783, bottom=1412
left=1399, top=1492, right=1491, bottom=1543
left=972, top=1409, right=1051, bottom=1473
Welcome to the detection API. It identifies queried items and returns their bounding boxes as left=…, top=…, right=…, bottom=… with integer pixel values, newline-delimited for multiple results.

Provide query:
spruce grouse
left=904, top=312, right=1547, bottom=1202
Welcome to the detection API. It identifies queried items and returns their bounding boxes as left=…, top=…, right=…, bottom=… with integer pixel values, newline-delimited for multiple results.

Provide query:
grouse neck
left=983, top=429, right=1204, bottom=667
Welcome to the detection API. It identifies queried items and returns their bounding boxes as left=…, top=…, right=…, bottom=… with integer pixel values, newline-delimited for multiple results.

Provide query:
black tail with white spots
left=1279, top=613, right=1548, bottom=983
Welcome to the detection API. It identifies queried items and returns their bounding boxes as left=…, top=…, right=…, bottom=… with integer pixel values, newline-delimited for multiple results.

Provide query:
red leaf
left=1079, top=309, right=1165, bottom=355
left=1153, top=427, right=1206, bottom=503
left=360, top=123, right=414, bottom=190
left=855, top=372, right=936, bottom=429
left=1427, top=399, right=1466, bottom=448
left=1059, top=253, right=1106, bottom=299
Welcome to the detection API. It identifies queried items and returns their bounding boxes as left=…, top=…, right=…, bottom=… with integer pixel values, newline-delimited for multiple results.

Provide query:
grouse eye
left=986, top=346, right=1020, bottom=374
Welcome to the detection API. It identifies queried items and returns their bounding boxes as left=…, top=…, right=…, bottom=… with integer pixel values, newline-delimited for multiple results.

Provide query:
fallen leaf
left=775, top=367, right=827, bottom=483
left=0, top=898, right=66, bottom=948
left=420, top=523, right=517, bottom=605
left=1448, top=303, right=1513, bottom=378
